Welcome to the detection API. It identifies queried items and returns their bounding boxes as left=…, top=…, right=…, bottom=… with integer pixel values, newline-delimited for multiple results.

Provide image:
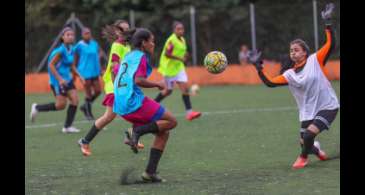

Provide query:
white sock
left=186, top=109, right=192, bottom=115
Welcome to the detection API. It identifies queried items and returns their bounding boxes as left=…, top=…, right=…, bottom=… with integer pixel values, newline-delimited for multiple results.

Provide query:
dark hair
left=290, top=39, right=310, bottom=56
left=60, top=27, right=74, bottom=43
left=82, top=27, right=91, bottom=34
left=102, top=20, right=129, bottom=43
left=172, top=21, right=183, bottom=30
left=128, top=28, right=153, bottom=49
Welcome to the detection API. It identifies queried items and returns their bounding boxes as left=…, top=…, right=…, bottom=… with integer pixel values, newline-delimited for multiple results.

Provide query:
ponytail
left=102, top=20, right=129, bottom=43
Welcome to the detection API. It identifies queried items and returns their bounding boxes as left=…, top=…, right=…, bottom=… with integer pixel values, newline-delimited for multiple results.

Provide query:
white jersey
left=283, top=54, right=339, bottom=122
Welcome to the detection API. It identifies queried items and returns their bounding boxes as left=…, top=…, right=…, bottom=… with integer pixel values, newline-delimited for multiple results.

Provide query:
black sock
left=154, top=92, right=166, bottom=103
left=301, top=130, right=316, bottom=158
left=146, top=148, right=163, bottom=174
left=134, top=122, right=159, bottom=136
left=89, top=93, right=100, bottom=103
left=300, top=143, right=319, bottom=155
left=85, top=98, right=93, bottom=116
left=64, top=105, right=77, bottom=128
left=182, top=94, right=192, bottom=110
left=36, top=103, right=56, bottom=112
left=83, top=123, right=100, bottom=144
left=310, top=145, right=320, bottom=155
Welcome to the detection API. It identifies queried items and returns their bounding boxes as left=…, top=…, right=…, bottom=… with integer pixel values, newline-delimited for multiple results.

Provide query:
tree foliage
left=25, top=0, right=340, bottom=72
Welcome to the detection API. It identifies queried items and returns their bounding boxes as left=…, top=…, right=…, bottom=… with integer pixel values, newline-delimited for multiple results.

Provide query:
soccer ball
left=203, top=51, right=228, bottom=74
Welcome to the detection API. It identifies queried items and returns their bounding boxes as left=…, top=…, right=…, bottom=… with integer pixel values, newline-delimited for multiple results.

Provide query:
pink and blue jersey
left=74, top=39, right=101, bottom=79
left=48, top=43, right=75, bottom=86
left=113, top=50, right=153, bottom=115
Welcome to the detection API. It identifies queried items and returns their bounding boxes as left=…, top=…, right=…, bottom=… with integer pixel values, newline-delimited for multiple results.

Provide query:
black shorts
left=300, top=109, right=339, bottom=134
left=85, top=76, right=99, bottom=82
left=50, top=81, right=76, bottom=97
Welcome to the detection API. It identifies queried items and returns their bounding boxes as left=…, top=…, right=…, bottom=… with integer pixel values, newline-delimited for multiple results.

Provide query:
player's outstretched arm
left=248, top=50, right=288, bottom=88
left=135, top=77, right=165, bottom=90
left=317, top=3, right=336, bottom=67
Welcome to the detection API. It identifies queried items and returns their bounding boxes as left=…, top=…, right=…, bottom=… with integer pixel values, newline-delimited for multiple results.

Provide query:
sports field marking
left=25, top=106, right=297, bottom=129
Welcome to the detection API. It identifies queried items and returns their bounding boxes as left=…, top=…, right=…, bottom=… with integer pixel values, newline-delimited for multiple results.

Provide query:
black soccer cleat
left=125, top=128, right=139, bottom=154
left=141, top=172, right=166, bottom=183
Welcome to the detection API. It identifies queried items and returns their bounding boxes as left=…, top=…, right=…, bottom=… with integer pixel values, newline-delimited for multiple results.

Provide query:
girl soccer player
left=30, top=27, right=81, bottom=133
left=154, top=21, right=201, bottom=121
left=78, top=20, right=143, bottom=156
left=73, top=27, right=102, bottom=120
left=249, top=3, right=339, bottom=169
left=115, top=28, right=177, bottom=183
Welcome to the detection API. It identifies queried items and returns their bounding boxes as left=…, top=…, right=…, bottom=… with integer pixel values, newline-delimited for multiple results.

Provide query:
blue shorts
left=50, top=81, right=75, bottom=97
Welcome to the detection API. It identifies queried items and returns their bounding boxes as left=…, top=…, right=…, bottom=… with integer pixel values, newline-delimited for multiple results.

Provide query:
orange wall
left=25, top=60, right=340, bottom=94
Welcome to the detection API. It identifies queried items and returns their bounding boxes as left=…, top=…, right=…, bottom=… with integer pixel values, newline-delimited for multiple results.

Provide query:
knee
left=71, top=98, right=79, bottom=106
left=94, top=89, right=101, bottom=96
left=56, top=102, right=66, bottom=110
left=169, top=117, right=178, bottom=129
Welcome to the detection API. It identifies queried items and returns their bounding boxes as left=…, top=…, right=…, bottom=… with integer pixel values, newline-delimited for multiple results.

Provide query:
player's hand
left=248, top=49, right=263, bottom=71
left=59, top=79, right=67, bottom=86
left=321, top=3, right=335, bottom=25
left=157, top=81, right=166, bottom=91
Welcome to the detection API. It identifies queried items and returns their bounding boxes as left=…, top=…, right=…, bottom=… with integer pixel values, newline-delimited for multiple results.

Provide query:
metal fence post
left=313, top=0, right=319, bottom=50
left=190, top=6, right=197, bottom=66
left=249, top=3, right=257, bottom=51
left=129, top=10, right=135, bottom=28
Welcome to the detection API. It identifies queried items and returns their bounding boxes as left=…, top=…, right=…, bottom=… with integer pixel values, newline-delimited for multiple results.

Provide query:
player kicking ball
left=114, top=28, right=177, bottom=182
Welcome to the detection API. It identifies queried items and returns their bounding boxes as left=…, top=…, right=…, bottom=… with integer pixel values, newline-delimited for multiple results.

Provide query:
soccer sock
left=64, top=105, right=77, bottom=128
left=35, top=103, right=56, bottom=112
left=154, top=92, right=166, bottom=103
left=89, top=93, right=100, bottom=103
left=300, top=143, right=319, bottom=155
left=301, top=130, right=316, bottom=158
left=145, top=148, right=163, bottom=175
left=83, top=123, right=100, bottom=144
left=134, top=122, right=159, bottom=136
left=182, top=94, right=192, bottom=112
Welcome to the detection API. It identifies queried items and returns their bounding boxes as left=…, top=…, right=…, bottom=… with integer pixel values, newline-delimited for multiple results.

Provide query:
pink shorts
left=102, top=93, right=114, bottom=107
left=122, top=97, right=165, bottom=127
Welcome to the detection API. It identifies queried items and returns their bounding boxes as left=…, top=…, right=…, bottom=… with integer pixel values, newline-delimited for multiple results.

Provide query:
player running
left=73, top=27, right=102, bottom=120
left=249, top=3, right=339, bottom=169
left=78, top=20, right=144, bottom=156
left=115, top=28, right=177, bottom=183
left=154, top=21, right=201, bottom=121
left=30, top=27, right=81, bottom=133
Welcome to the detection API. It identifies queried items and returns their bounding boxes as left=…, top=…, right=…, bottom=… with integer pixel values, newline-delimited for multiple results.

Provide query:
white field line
left=25, top=106, right=297, bottom=129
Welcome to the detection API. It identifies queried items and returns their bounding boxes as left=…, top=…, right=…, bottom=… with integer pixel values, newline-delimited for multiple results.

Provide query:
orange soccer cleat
left=316, top=150, right=328, bottom=161
left=186, top=111, right=202, bottom=121
left=78, top=139, right=91, bottom=157
left=292, top=155, right=309, bottom=169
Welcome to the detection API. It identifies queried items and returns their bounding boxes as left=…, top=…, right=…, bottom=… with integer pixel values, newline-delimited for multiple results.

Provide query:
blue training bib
left=113, top=50, right=151, bottom=115
left=48, top=44, right=74, bottom=86
left=75, top=40, right=101, bottom=79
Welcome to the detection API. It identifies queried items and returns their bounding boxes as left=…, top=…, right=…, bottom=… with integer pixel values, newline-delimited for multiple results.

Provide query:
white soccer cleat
left=62, top=126, right=80, bottom=133
left=30, top=103, right=38, bottom=123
